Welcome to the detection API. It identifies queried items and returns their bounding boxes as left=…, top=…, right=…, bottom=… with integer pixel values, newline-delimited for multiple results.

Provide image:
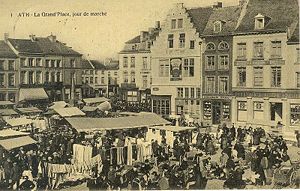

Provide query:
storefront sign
left=203, top=95, right=232, bottom=100
left=170, top=58, right=182, bottom=81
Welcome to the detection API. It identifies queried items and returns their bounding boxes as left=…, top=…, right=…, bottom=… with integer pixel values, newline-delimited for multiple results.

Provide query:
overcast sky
left=0, top=0, right=238, bottom=60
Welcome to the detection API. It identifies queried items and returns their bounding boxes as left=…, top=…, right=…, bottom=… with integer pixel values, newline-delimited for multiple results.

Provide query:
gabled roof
left=187, top=7, right=214, bottom=34
left=202, top=6, right=242, bottom=36
left=8, top=39, right=43, bottom=54
left=89, top=60, right=106, bottom=70
left=0, top=41, right=17, bottom=58
left=235, top=0, right=299, bottom=33
left=35, top=37, right=81, bottom=56
left=125, top=35, right=140, bottom=44
left=81, top=59, right=94, bottom=69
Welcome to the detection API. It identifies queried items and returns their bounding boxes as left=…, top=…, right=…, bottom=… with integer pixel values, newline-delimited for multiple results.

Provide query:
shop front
left=202, top=97, right=231, bottom=125
left=152, top=95, right=171, bottom=118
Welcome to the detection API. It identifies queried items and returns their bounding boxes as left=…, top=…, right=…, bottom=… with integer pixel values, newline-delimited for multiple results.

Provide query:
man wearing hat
left=3, top=158, right=12, bottom=185
left=11, top=162, right=22, bottom=189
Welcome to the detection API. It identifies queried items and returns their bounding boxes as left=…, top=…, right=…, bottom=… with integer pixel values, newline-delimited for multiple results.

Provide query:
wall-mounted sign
left=170, top=58, right=182, bottom=81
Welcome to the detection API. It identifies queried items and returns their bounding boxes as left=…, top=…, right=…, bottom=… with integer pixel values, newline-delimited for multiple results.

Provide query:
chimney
left=48, top=34, right=56, bottom=42
left=148, top=27, right=155, bottom=35
left=140, top=31, right=148, bottom=42
left=239, top=0, right=247, bottom=6
left=29, top=34, right=36, bottom=42
left=177, top=3, right=184, bottom=8
left=4, top=33, right=9, bottom=43
left=155, top=21, right=160, bottom=29
left=212, top=2, right=223, bottom=9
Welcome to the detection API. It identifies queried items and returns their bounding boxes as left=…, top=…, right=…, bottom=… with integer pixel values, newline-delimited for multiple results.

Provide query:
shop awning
left=81, top=106, right=98, bottom=112
left=49, top=101, right=69, bottom=109
left=149, top=126, right=197, bottom=132
left=54, top=107, right=86, bottom=117
left=5, top=117, right=33, bottom=127
left=0, top=129, right=30, bottom=138
left=17, top=107, right=42, bottom=114
left=0, top=136, right=37, bottom=150
left=0, top=101, right=14, bottom=106
left=83, top=97, right=110, bottom=104
left=19, top=88, right=48, bottom=102
left=0, top=109, right=18, bottom=116
left=66, top=113, right=171, bottom=131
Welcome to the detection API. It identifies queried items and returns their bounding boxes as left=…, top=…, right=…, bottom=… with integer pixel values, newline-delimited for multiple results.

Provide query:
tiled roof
left=105, top=60, right=119, bottom=70
left=81, top=59, right=93, bottom=69
left=202, top=6, right=242, bottom=36
left=35, top=37, right=81, bottom=56
left=187, top=7, right=214, bottom=34
left=125, top=35, right=140, bottom=44
left=235, top=0, right=299, bottom=33
left=8, top=36, right=81, bottom=56
left=0, top=41, right=17, bottom=58
left=89, top=60, right=106, bottom=70
left=8, top=39, right=43, bottom=54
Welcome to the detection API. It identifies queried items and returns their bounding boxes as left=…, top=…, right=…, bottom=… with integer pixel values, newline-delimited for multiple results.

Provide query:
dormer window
left=255, top=13, right=265, bottom=30
left=213, top=21, right=223, bottom=33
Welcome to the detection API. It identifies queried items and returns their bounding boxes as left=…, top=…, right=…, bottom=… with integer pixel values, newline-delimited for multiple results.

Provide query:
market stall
left=0, top=129, right=30, bottom=139
left=82, top=97, right=110, bottom=106
left=54, top=107, right=86, bottom=117
left=0, top=136, right=37, bottom=151
left=146, top=126, right=197, bottom=147
left=4, top=117, right=33, bottom=131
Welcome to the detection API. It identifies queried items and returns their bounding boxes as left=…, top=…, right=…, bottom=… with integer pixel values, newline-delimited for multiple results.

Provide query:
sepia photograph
left=0, top=0, right=299, bottom=190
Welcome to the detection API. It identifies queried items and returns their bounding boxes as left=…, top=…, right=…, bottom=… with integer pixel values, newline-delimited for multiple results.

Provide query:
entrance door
left=212, top=102, right=221, bottom=124
left=270, top=102, right=283, bottom=122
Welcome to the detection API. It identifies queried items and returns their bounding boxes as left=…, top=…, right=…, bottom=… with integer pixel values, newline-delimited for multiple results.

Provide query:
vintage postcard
left=0, top=0, right=299, bottom=190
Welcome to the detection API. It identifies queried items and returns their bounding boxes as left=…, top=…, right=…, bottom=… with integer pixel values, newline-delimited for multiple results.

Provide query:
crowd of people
left=0, top=120, right=298, bottom=190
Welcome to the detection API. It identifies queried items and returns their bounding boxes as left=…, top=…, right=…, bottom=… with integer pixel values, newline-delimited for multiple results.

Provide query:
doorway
left=212, top=102, right=221, bottom=124
left=176, top=105, right=184, bottom=115
left=270, top=102, right=283, bottom=122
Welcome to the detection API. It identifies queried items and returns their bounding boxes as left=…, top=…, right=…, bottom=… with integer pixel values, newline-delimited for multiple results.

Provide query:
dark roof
left=89, top=60, right=106, bottom=70
left=8, top=39, right=43, bottom=54
left=81, top=59, right=93, bottom=69
left=0, top=41, right=17, bottom=58
left=126, top=35, right=140, bottom=44
left=35, top=37, right=81, bottom=56
left=202, top=6, right=242, bottom=36
left=187, top=7, right=214, bottom=34
left=105, top=60, right=119, bottom=70
left=288, top=21, right=299, bottom=43
left=8, top=36, right=81, bottom=56
left=235, top=0, right=299, bottom=33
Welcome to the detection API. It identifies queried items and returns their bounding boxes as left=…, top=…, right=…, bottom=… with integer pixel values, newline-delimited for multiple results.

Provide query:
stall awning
left=149, top=126, right=197, bottom=132
left=66, top=113, right=171, bottom=131
left=0, top=136, right=37, bottom=150
left=81, top=106, right=98, bottom=112
left=83, top=97, right=110, bottom=104
left=0, top=101, right=15, bottom=106
left=49, top=101, right=69, bottom=109
left=0, top=129, right=30, bottom=138
left=17, top=107, right=42, bottom=114
left=97, top=101, right=111, bottom=111
left=54, top=107, right=86, bottom=117
left=0, top=109, right=18, bottom=116
left=5, top=117, right=33, bottom=127
left=19, top=88, right=48, bottom=102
